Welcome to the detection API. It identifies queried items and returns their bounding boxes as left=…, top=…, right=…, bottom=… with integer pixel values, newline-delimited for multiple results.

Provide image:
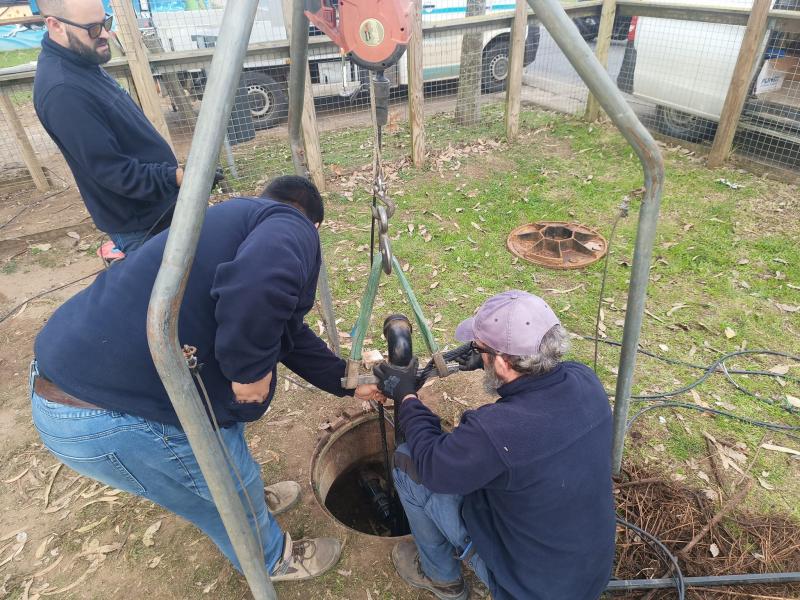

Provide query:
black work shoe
left=391, top=539, right=469, bottom=600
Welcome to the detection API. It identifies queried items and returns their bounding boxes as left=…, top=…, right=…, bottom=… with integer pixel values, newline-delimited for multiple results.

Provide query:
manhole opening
left=312, top=413, right=411, bottom=538
left=325, top=459, right=410, bottom=537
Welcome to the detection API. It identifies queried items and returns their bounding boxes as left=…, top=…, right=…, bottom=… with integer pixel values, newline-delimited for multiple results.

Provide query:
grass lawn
left=267, top=101, right=800, bottom=518
left=0, top=47, right=40, bottom=69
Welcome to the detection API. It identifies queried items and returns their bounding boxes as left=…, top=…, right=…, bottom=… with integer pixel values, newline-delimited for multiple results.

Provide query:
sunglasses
left=470, top=341, right=497, bottom=356
left=50, top=13, right=113, bottom=40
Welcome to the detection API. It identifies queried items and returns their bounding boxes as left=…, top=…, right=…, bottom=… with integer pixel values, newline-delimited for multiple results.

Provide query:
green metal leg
left=350, top=255, right=384, bottom=360
left=391, top=255, right=439, bottom=356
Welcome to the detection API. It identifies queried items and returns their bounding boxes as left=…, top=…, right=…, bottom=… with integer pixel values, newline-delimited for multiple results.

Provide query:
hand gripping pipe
left=526, top=0, right=665, bottom=474
left=145, top=0, right=278, bottom=596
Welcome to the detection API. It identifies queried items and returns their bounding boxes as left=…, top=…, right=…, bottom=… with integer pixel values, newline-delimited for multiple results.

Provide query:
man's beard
left=482, top=359, right=505, bottom=395
left=66, top=30, right=111, bottom=65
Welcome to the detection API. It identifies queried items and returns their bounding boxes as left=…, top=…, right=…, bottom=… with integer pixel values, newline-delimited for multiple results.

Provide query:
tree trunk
left=455, top=0, right=486, bottom=126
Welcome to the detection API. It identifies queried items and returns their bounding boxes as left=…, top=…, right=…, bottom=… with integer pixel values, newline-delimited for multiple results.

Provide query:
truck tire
left=482, top=39, right=510, bottom=94
left=243, top=71, right=288, bottom=130
left=656, top=105, right=717, bottom=143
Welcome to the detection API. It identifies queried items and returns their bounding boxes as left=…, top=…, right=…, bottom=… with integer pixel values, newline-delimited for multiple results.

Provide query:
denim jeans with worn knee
left=393, top=443, right=492, bottom=588
left=108, top=229, right=153, bottom=253
left=29, top=361, right=284, bottom=573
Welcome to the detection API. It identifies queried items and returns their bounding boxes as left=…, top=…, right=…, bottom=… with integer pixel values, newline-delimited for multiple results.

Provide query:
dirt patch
left=1, top=185, right=90, bottom=245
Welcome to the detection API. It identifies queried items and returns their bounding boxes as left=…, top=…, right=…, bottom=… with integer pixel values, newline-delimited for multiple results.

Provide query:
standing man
left=31, top=177, right=380, bottom=581
left=373, top=291, right=616, bottom=600
left=34, top=0, right=182, bottom=252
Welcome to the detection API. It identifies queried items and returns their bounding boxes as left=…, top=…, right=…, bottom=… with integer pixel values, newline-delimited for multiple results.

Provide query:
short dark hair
left=260, top=175, right=324, bottom=225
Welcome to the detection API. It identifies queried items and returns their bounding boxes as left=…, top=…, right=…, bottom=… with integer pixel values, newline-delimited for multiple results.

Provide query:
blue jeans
left=108, top=229, right=153, bottom=253
left=393, top=443, right=492, bottom=587
left=29, top=362, right=284, bottom=573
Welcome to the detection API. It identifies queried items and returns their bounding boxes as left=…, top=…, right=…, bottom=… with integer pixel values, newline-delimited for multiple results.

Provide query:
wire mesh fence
left=2, top=0, right=800, bottom=209
left=614, top=1, right=800, bottom=172
left=0, top=78, right=73, bottom=195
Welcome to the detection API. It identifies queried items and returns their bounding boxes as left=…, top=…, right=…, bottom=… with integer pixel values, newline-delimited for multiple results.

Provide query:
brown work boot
left=391, top=539, right=469, bottom=600
left=265, top=481, right=301, bottom=516
left=270, top=532, right=341, bottom=582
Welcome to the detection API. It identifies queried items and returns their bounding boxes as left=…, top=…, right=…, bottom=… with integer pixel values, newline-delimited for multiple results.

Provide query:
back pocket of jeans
left=46, top=448, right=146, bottom=496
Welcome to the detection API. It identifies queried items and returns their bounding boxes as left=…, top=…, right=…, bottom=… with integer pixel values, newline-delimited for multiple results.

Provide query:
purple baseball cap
left=455, top=290, right=560, bottom=355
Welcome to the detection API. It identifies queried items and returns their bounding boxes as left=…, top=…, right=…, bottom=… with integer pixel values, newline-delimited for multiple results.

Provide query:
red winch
left=304, top=0, right=413, bottom=71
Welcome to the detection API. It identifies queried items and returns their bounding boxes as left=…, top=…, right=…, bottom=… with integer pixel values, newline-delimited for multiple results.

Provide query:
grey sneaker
left=391, top=539, right=469, bottom=600
left=271, top=532, right=342, bottom=582
left=265, top=481, right=301, bottom=516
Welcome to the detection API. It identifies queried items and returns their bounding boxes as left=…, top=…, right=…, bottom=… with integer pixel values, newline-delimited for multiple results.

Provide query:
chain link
left=372, top=112, right=395, bottom=275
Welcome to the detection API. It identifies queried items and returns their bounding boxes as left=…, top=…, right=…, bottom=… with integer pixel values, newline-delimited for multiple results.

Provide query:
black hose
left=626, top=401, right=800, bottom=442
left=616, top=517, right=686, bottom=600
left=580, top=336, right=799, bottom=412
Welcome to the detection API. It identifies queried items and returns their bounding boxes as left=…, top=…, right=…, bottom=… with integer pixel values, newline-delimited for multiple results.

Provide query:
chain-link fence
left=2, top=0, right=800, bottom=208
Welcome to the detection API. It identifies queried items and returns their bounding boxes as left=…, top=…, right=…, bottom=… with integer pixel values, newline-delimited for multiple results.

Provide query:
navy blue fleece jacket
left=33, top=34, right=178, bottom=234
left=34, top=198, right=351, bottom=427
left=399, top=362, right=616, bottom=600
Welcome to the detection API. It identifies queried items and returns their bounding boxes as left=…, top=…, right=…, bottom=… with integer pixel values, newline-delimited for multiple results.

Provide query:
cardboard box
left=755, top=58, right=786, bottom=95
left=772, top=55, right=799, bottom=83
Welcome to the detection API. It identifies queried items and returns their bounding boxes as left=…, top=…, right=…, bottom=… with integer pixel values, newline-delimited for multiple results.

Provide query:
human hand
left=213, top=167, right=225, bottom=186
left=354, top=383, right=386, bottom=404
left=232, top=372, right=273, bottom=404
left=454, top=345, right=484, bottom=372
left=372, top=358, right=419, bottom=403
left=175, top=167, right=184, bottom=186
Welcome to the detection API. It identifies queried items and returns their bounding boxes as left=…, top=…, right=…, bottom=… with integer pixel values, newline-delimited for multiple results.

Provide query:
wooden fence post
left=408, top=0, right=426, bottom=166
left=585, top=0, right=616, bottom=121
left=505, top=0, right=526, bottom=141
left=282, top=0, right=325, bottom=191
left=707, top=0, right=772, bottom=167
left=109, top=0, right=174, bottom=150
left=0, top=89, right=50, bottom=192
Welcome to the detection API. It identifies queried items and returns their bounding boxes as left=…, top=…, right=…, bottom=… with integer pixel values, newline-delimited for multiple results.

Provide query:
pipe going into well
left=525, top=0, right=665, bottom=474
left=145, top=0, right=278, bottom=596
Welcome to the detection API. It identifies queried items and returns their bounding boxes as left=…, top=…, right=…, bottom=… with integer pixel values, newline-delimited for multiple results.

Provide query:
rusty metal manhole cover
left=506, top=221, right=607, bottom=269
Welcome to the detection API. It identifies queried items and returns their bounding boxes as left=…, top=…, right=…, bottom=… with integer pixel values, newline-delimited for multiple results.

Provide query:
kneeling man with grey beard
left=372, top=290, right=616, bottom=600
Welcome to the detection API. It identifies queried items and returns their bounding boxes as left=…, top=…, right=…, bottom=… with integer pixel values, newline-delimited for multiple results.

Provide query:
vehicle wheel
left=482, top=40, right=510, bottom=94
left=242, top=71, right=288, bottom=130
left=573, top=17, right=599, bottom=41
left=655, top=105, right=717, bottom=142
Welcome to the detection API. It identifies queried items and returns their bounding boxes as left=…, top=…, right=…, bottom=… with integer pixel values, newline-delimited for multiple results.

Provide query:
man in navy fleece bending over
left=373, top=291, right=616, bottom=600
left=31, top=177, right=381, bottom=582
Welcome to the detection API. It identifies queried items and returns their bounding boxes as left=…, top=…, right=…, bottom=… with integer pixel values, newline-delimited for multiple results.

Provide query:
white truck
left=139, top=0, right=540, bottom=130
left=616, top=0, right=800, bottom=151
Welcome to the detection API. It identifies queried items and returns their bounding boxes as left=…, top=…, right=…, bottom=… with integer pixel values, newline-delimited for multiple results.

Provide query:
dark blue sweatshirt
left=33, top=34, right=178, bottom=234
left=400, top=362, right=615, bottom=600
left=34, top=198, right=351, bottom=427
